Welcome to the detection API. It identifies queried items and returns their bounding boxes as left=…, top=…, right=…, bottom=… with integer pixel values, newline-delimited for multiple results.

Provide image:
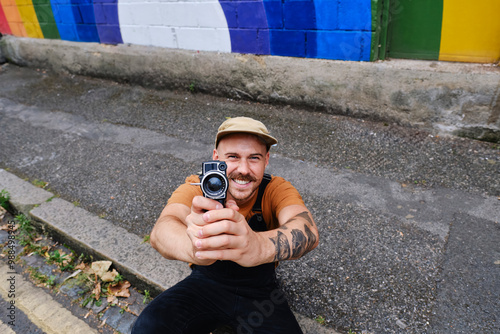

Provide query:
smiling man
left=132, top=117, right=319, bottom=334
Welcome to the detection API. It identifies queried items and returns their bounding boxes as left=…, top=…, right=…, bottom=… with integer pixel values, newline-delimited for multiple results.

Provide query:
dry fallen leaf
left=108, top=281, right=131, bottom=298
left=101, top=269, right=119, bottom=282
left=92, top=280, right=102, bottom=300
left=0, top=222, right=17, bottom=231
left=75, top=262, right=87, bottom=270
left=107, top=295, right=119, bottom=305
left=91, top=261, right=112, bottom=278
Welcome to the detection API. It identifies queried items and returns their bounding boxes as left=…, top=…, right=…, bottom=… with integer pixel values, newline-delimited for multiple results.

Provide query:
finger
left=202, top=207, right=240, bottom=224
left=199, top=220, right=243, bottom=238
left=186, top=212, right=209, bottom=228
left=225, top=200, right=240, bottom=211
left=197, top=230, right=253, bottom=252
left=195, top=234, right=241, bottom=251
left=195, top=248, right=237, bottom=261
left=191, top=196, right=223, bottom=214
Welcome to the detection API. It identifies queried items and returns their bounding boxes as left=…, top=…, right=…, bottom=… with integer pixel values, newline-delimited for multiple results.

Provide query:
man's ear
left=213, top=148, right=219, bottom=160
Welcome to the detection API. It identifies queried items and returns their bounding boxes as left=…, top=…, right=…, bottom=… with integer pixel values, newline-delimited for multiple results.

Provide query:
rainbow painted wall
left=0, top=0, right=498, bottom=63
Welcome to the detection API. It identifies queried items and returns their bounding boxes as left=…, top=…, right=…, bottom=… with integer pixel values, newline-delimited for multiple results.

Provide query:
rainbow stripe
left=0, top=0, right=374, bottom=61
left=0, top=0, right=497, bottom=63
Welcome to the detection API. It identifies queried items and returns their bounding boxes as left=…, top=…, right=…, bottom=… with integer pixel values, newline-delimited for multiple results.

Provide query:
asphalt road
left=0, top=63, right=499, bottom=333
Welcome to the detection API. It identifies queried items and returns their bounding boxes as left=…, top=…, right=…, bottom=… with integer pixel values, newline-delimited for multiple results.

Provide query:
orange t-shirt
left=167, top=174, right=305, bottom=230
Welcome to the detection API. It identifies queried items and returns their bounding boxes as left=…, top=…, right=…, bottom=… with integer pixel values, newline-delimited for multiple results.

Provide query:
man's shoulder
left=268, top=175, right=292, bottom=187
left=266, top=175, right=300, bottom=195
left=185, top=174, right=201, bottom=183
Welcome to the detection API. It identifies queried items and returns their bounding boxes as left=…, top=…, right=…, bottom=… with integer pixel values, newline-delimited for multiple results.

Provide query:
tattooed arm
left=268, top=205, right=319, bottom=262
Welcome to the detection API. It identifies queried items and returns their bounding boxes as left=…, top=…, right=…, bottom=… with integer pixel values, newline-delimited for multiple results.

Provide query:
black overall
left=132, top=174, right=303, bottom=334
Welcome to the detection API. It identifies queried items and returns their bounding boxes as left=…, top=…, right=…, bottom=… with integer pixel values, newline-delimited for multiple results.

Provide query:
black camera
left=198, top=160, right=228, bottom=206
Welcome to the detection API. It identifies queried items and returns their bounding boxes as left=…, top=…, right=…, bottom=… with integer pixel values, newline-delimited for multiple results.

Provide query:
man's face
left=213, top=133, right=269, bottom=206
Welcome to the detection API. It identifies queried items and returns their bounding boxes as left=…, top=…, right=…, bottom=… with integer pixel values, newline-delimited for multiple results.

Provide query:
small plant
left=46, top=275, right=57, bottom=287
left=46, top=196, right=57, bottom=202
left=188, top=82, right=197, bottom=93
left=113, top=273, right=125, bottom=284
left=0, top=189, right=10, bottom=210
left=46, top=249, right=75, bottom=271
left=47, top=249, right=67, bottom=264
left=143, top=290, right=151, bottom=304
left=315, top=315, right=326, bottom=326
left=15, top=214, right=35, bottom=246
left=28, top=267, right=56, bottom=287
left=32, top=179, right=48, bottom=189
left=142, top=235, right=150, bottom=244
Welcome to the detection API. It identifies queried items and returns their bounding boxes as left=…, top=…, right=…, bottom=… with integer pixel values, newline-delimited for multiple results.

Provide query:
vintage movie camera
left=196, top=160, right=228, bottom=206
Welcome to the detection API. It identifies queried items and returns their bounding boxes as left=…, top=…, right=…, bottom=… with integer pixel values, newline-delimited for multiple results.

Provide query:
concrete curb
left=0, top=169, right=338, bottom=333
left=1, top=35, right=499, bottom=142
left=0, top=262, right=98, bottom=334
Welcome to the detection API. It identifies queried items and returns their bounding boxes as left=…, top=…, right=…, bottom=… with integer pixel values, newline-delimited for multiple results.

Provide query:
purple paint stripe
left=93, top=0, right=123, bottom=44
left=219, top=0, right=270, bottom=54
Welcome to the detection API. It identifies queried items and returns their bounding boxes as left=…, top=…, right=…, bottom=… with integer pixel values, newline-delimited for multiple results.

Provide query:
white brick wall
left=117, top=0, right=231, bottom=52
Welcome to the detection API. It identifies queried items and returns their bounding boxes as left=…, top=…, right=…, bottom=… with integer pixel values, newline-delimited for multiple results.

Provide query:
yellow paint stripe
left=15, top=0, right=43, bottom=38
left=440, top=0, right=500, bottom=63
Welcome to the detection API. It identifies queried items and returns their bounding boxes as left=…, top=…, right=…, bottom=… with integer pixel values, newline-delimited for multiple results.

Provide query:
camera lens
left=204, top=174, right=226, bottom=196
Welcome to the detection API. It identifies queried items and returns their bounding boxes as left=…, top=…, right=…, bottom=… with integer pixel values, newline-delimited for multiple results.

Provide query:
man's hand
left=185, top=196, right=222, bottom=266
left=187, top=198, right=268, bottom=267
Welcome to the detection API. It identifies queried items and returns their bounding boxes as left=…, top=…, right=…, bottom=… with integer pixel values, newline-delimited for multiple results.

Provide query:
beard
left=227, top=172, right=260, bottom=203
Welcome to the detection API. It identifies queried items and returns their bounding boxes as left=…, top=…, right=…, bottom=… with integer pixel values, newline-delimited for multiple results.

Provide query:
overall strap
left=252, top=173, right=272, bottom=213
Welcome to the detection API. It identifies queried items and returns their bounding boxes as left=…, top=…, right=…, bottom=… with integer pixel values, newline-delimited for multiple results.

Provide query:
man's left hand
left=193, top=200, right=269, bottom=267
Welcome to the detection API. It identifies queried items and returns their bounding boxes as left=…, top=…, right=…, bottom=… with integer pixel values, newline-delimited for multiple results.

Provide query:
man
left=133, top=117, right=319, bottom=333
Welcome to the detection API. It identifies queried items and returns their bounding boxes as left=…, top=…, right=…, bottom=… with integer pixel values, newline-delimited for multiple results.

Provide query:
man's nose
left=236, top=159, right=250, bottom=174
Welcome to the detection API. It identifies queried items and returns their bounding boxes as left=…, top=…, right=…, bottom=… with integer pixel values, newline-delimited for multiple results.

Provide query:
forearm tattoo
left=269, top=211, right=317, bottom=261
left=272, top=231, right=291, bottom=261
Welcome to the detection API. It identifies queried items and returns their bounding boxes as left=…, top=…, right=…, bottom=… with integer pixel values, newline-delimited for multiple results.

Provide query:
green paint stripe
left=33, top=3, right=60, bottom=40
left=370, top=0, right=390, bottom=61
left=386, top=0, right=443, bottom=60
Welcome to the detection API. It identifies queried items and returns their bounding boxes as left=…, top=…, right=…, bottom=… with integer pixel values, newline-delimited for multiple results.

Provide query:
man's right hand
left=185, top=196, right=223, bottom=266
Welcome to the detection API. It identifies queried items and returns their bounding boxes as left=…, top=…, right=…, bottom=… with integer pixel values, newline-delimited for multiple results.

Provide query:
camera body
left=199, top=160, right=228, bottom=206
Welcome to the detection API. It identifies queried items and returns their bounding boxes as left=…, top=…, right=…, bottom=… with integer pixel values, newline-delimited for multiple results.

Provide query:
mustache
left=228, top=172, right=257, bottom=182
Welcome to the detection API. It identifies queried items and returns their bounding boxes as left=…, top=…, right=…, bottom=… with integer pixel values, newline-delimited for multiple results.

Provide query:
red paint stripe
left=0, top=4, right=12, bottom=35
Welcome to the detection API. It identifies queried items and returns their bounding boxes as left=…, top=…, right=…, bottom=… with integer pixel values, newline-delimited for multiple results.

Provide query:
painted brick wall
left=0, top=0, right=375, bottom=61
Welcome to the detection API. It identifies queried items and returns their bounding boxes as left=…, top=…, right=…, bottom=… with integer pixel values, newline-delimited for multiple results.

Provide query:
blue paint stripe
left=71, top=0, right=100, bottom=42
left=51, top=0, right=79, bottom=41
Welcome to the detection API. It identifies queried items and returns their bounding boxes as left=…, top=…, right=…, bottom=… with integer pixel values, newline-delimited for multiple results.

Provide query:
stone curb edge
left=0, top=169, right=338, bottom=334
